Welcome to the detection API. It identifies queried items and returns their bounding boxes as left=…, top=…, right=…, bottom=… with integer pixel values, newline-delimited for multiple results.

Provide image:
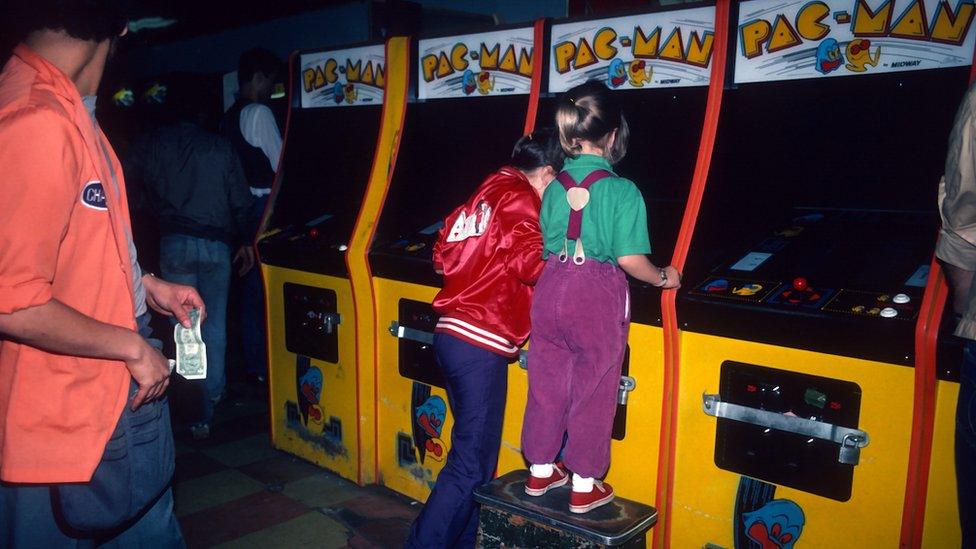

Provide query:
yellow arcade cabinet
left=535, top=4, right=717, bottom=505
left=259, top=38, right=409, bottom=484
left=368, top=22, right=544, bottom=501
left=662, top=1, right=975, bottom=547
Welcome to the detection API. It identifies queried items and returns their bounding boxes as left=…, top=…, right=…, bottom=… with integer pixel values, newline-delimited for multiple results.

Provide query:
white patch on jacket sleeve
left=80, top=180, right=108, bottom=211
left=446, top=201, right=492, bottom=242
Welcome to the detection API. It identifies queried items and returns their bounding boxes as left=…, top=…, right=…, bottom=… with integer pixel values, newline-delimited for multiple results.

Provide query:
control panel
left=259, top=214, right=352, bottom=277
left=690, top=276, right=920, bottom=321
left=680, top=210, right=933, bottom=364
left=370, top=220, right=444, bottom=287
left=380, top=219, right=442, bottom=261
left=283, top=283, right=340, bottom=363
left=714, top=361, right=862, bottom=501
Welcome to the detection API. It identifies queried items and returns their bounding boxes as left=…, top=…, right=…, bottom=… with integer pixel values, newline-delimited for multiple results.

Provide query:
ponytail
left=555, top=80, right=629, bottom=164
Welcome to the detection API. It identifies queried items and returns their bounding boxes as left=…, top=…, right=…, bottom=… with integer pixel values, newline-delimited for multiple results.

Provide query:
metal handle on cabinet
left=701, top=393, right=869, bottom=465
left=388, top=321, right=434, bottom=345
left=322, top=312, right=340, bottom=334
left=618, top=376, right=636, bottom=405
left=306, top=311, right=340, bottom=334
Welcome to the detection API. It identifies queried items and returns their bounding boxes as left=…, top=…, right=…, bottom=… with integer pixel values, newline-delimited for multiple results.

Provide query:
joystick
left=780, top=277, right=820, bottom=304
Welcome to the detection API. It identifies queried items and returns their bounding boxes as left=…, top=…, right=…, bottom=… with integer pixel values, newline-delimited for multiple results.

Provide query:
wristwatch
left=654, top=268, right=668, bottom=287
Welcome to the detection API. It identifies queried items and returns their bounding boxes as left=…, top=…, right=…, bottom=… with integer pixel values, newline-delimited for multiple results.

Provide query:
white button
left=893, top=293, right=910, bottom=304
left=880, top=307, right=898, bottom=318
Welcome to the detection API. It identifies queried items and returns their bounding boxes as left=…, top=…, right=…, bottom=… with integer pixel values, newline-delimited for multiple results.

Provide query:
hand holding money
left=143, top=275, right=206, bottom=328
left=175, top=308, right=207, bottom=380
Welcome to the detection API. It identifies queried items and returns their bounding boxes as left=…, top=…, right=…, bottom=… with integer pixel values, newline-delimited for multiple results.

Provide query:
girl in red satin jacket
left=406, top=129, right=564, bottom=549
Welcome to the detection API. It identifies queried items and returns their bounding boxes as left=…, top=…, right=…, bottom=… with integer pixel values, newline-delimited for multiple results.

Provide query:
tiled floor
left=171, top=384, right=419, bottom=548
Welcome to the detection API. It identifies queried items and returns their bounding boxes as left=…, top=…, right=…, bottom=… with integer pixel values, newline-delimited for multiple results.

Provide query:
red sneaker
left=524, top=463, right=568, bottom=496
left=569, top=481, right=614, bottom=513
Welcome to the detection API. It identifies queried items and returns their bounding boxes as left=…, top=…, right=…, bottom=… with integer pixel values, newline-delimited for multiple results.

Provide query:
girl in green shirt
left=521, top=80, right=681, bottom=513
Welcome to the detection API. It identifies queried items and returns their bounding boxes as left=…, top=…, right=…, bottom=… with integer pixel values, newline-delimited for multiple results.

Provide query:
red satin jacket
left=432, top=167, right=544, bottom=357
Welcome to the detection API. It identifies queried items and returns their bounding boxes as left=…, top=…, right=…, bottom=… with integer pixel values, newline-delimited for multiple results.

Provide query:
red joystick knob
left=793, top=277, right=808, bottom=291
left=309, top=228, right=320, bottom=238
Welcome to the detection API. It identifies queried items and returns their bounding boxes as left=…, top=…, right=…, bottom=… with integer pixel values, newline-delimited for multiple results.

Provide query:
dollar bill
left=175, top=308, right=207, bottom=380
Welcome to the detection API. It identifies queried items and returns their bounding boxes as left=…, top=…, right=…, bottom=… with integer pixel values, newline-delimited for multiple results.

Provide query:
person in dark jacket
left=125, top=82, right=254, bottom=439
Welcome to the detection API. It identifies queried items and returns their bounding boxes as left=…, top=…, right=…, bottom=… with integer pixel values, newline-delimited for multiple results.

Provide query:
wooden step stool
left=474, top=470, right=657, bottom=548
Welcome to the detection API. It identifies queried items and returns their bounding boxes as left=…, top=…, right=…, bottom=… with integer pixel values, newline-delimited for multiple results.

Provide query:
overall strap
left=557, top=169, right=613, bottom=240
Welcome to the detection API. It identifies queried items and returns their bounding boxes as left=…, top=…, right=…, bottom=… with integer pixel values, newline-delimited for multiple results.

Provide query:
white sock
left=572, top=474, right=594, bottom=493
left=530, top=463, right=554, bottom=478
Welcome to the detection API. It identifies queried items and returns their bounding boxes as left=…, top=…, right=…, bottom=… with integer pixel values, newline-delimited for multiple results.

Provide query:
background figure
left=221, top=47, right=282, bottom=384
left=126, top=79, right=254, bottom=439
left=936, top=80, right=976, bottom=546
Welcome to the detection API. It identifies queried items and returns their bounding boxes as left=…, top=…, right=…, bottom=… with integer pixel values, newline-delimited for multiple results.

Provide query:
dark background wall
left=115, top=0, right=567, bottom=79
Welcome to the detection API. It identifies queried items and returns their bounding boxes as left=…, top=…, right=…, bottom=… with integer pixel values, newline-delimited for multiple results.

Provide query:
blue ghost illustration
left=815, top=38, right=843, bottom=75
left=743, top=499, right=805, bottom=549
left=607, top=58, right=626, bottom=88
left=462, top=69, right=477, bottom=95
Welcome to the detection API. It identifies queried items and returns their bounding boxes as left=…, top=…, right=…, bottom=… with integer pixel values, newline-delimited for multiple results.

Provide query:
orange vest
left=0, top=45, right=135, bottom=483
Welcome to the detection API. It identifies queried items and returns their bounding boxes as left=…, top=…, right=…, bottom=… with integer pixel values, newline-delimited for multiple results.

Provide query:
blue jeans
left=0, top=477, right=182, bottom=548
left=0, top=313, right=184, bottom=548
left=405, top=333, right=508, bottom=549
left=242, top=195, right=268, bottom=376
left=958, top=340, right=976, bottom=546
left=160, top=235, right=231, bottom=424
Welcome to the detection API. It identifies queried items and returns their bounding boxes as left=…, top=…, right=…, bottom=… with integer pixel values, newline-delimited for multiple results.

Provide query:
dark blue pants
left=242, top=195, right=269, bottom=377
left=160, top=235, right=231, bottom=424
left=405, top=333, right=508, bottom=549
left=958, top=339, right=976, bottom=546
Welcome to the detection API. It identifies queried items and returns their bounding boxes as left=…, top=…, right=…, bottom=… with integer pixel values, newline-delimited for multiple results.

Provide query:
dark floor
left=171, top=382, right=420, bottom=548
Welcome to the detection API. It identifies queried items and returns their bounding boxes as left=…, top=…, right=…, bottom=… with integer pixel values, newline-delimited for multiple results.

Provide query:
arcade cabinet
left=260, top=38, right=409, bottom=484
left=664, top=1, right=974, bottom=546
left=368, top=22, right=543, bottom=501
left=537, top=4, right=716, bottom=505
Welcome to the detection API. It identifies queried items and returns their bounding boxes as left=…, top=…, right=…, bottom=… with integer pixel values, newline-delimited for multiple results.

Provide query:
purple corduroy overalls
left=521, top=170, right=630, bottom=479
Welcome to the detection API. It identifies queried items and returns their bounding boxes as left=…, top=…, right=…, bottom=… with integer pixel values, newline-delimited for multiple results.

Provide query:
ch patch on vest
left=80, top=181, right=108, bottom=211
left=446, top=201, right=492, bottom=242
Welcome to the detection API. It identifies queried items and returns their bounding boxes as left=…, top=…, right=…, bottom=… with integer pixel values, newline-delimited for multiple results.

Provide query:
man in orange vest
left=0, top=2, right=203, bottom=546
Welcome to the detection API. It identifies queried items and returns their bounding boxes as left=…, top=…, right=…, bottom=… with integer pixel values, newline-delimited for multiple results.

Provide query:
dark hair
left=237, top=47, right=280, bottom=88
left=5, top=0, right=129, bottom=42
left=556, top=79, right=630, bottom=164
left=511, top=127, right=565, bottom=172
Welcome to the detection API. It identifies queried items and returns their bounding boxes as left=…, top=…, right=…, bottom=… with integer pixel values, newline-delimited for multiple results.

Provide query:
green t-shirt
left=540, top=154, right=651, bottom=265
